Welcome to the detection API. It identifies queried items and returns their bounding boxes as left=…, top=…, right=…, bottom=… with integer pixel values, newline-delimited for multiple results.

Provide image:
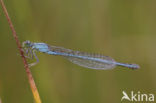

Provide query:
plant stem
left=0, top=0, right=42, bottom=103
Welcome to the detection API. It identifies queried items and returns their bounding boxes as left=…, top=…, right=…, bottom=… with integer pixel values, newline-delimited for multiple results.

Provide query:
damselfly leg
left=28, top=50, right=39, bottom=67
left=22, top=47, right=39, bottom=67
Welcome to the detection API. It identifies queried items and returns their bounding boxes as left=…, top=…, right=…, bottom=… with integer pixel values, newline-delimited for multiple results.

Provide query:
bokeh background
left=0, top=0, right=156, bottom=103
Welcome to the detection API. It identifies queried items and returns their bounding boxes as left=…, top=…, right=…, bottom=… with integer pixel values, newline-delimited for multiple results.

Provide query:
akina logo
left=121, top=91, right=154, bottom=102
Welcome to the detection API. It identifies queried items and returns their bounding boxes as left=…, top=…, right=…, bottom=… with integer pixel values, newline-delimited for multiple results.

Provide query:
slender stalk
left=0, top=0, right=42, bottom=103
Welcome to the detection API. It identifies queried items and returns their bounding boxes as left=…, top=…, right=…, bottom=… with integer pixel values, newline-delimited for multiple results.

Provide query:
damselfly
left=22, top=40, right=140, bottom=70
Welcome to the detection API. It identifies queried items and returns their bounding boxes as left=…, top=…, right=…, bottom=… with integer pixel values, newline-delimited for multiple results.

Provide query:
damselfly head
left=22, top=40, right=33, bottom=48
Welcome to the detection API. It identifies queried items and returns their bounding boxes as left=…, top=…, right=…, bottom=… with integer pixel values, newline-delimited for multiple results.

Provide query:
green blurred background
left=0, top=0, right=156, bottom=103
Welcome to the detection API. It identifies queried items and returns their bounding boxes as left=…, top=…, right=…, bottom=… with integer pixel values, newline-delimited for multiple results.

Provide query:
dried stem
left=0, top=0, right=42, bottom=103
